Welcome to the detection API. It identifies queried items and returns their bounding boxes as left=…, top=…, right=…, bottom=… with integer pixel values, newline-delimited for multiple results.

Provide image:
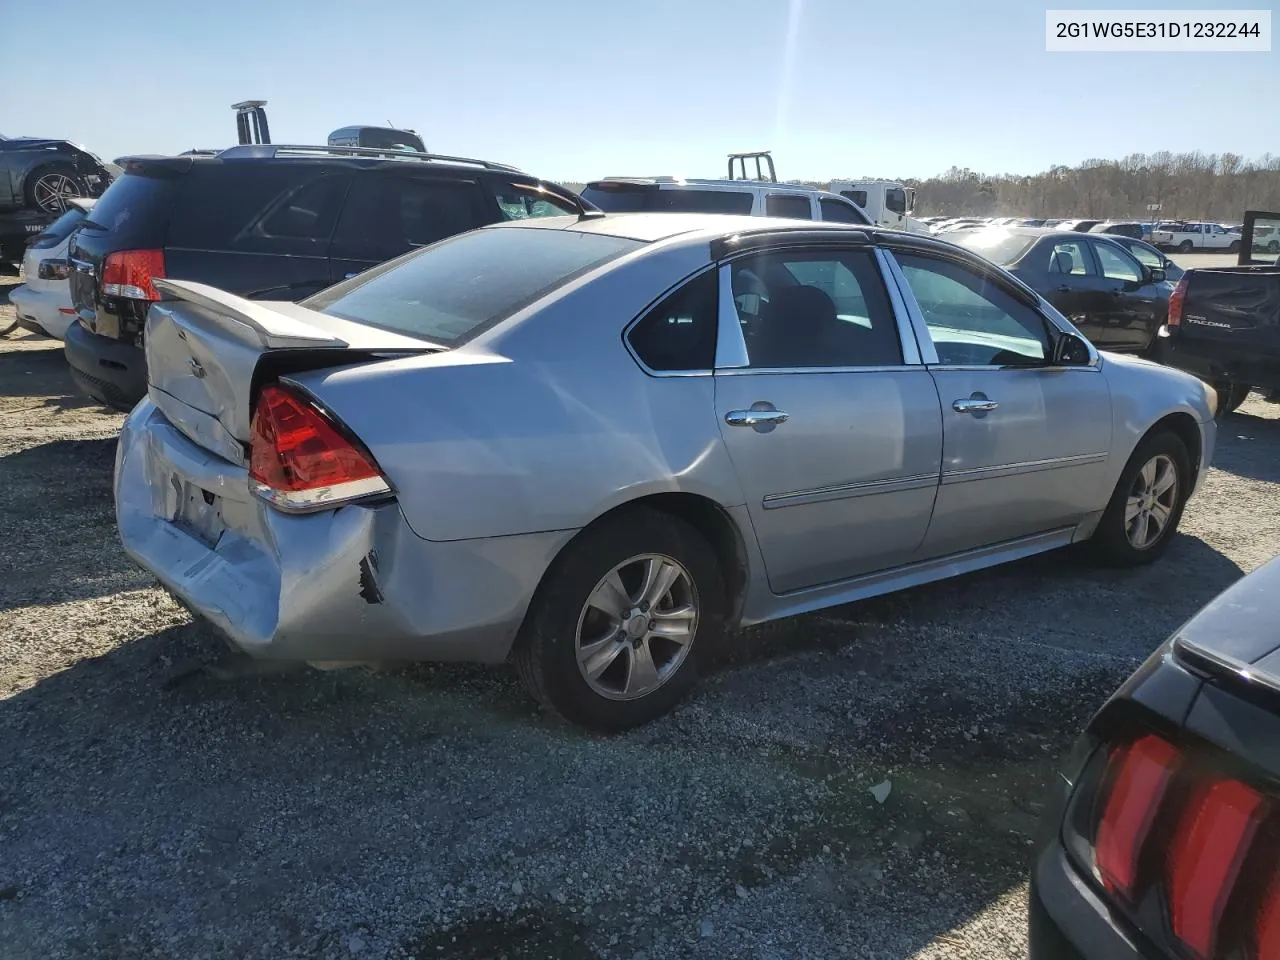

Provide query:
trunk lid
left=146, top=279, right=437, bottom=464
left=1180, top=267, right=1280, bottom=341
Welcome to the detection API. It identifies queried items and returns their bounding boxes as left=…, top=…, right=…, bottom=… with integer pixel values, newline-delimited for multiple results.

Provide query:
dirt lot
left=2, top=273, right=1280, bottom=960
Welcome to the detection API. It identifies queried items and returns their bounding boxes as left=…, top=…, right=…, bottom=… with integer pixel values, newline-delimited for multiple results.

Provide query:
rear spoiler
left=152, top=279, right=347, bottom=349
left=1173, top=636, right=1280, bottom=709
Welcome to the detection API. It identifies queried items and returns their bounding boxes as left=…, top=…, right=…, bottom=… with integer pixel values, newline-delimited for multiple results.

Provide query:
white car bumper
left=9, top=282, right=76, bottom=340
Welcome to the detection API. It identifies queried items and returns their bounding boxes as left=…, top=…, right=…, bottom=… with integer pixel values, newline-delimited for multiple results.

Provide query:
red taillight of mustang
left=1069, top=732, right=1276, bottom=959
left=248, top=383, right=390, bottom=513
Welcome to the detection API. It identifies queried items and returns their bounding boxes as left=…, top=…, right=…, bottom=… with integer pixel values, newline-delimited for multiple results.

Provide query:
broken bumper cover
left=116, top=399, right=575, bottom=664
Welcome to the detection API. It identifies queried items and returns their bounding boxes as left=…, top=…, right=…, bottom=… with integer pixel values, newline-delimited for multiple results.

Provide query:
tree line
left=902, top=152, right=1280, bottom=221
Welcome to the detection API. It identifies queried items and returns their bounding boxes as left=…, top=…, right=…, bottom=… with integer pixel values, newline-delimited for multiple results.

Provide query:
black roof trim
left=711, top=226, right=872, bottom=259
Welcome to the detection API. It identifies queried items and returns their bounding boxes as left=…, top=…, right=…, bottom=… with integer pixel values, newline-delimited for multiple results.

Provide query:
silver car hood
left=146, top=279, right=433, bottom=463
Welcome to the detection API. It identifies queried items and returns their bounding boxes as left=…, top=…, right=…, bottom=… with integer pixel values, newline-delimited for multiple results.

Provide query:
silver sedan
left=115, top=214, right=1217, bottom=729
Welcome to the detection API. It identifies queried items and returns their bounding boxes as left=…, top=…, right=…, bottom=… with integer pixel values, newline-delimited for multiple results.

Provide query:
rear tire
left=1091, top=430, right=1191, bottom=566
left=1213, top=382, right=1251, bottom=417
left=1268, top=240, right=1279, bottom=254
left=1228, top=240, right=1241, bottom=254
left=1178, top=240, right=1194, bottom=253
left=513, top=508, right=726, bottom=731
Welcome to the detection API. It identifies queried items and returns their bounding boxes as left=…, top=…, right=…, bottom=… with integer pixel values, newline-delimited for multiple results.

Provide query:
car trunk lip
left=145, top=279, right=438, bottom=459
left=1171, top=555, right=1280, bottom=691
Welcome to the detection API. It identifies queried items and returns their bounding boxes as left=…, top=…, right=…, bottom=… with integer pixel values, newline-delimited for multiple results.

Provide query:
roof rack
left=727, top=151, right=777, bottom=183
left=216, top=143, right=522, bottom=171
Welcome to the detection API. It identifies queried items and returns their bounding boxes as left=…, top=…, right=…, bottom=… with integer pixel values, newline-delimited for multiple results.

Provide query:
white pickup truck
left=1151, top=221, right=1240, bottom=253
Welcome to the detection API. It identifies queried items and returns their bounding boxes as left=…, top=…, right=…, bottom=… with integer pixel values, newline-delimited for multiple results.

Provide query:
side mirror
left=1053, top=331, right=1093, bottom=366
left=1147, top=267, right=1166, bottom=283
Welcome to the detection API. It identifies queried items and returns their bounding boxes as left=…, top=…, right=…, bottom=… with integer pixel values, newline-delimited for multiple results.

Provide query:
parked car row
left=944, top=226, right=1182, bottom=355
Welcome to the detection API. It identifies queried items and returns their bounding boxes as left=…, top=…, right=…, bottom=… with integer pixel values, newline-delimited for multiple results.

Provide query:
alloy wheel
left=1125, top=454, right=1178, bottom=550
left=574, top=553, right=698, bottom=701
left=32, top=173, right=83, bottom=214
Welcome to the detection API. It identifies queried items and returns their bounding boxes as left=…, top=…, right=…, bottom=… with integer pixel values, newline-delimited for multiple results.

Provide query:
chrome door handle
left=952, top=398, right=998, bottom=413
left=725, top=409, right=790, bottom=427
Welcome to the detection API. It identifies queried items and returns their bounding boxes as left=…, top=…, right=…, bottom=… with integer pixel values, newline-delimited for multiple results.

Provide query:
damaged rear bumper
left=115, top=399, right=575, bottom=664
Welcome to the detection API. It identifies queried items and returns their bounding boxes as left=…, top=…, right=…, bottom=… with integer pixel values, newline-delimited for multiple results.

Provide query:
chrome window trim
left=927, top=363, right=1102, bottom=374
left=879, top=249, right=939, bottom=364
left=873, top=247, right=924, bottom=365
left=621, top=264, right=718, bottom=379
left=716, top=365, right=931, bottom=377
left=715, top=264, right=751, bottom=369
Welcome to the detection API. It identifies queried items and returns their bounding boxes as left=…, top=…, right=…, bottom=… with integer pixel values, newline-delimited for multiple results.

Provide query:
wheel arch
left=516, top=492, right=751, bottom=650
left=1146, top=411, right=1203, bottom=486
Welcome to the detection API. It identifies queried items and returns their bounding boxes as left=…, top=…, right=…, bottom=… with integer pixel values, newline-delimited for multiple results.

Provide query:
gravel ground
left=2, top=270, right=1280, bottom=960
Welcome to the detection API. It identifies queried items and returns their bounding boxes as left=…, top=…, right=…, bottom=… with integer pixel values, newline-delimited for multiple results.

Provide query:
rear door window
left=652, top=189, right=753, bottom=214
left=819, top=198, right=869, bottom=224
left=765, top=194, right=814, bottom=220
left=168, top=164, right=316, bottom=250
left=841, top=190, right=869, bottom=207
left=233, top=174, right=350, bottom=252
left=1046, top=239, right=1095, bottom=276
left=331, top=173, right=491, bottom=262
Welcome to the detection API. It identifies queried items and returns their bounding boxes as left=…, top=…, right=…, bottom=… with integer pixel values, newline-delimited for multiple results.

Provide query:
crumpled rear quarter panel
left=116, top=400, right=570, bottom=663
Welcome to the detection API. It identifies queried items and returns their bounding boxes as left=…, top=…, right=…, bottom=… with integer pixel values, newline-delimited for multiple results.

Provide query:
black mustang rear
left=1032, top=554, right=1280, bottom=959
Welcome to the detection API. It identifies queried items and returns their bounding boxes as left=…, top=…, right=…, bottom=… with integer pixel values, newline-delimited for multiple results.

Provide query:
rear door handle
left=725, top=409, right=790, bottom=427
left=1055, top=285, right=1071, bottom=293
left=952, top=398, right=999, bottom=413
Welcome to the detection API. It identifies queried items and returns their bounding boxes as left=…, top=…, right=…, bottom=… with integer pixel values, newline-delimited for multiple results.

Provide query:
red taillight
left=248, top=384, right=389, bottom=513
left=101, top=248, right=166, bottom=300
left=1095, top=735, right=1181, bottom=897
left=1255, top=876, right=1280, bottom=960
left=1167, top=779, right=1265, bottom=959
left=1167, top=276, right=1187, bottom=329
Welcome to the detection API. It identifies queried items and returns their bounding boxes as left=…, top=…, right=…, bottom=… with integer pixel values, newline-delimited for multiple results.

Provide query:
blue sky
left=2, top=0, right=1275, bottom=182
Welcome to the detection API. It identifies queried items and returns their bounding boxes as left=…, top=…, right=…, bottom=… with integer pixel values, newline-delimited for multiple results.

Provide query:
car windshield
left=305, top=226, right=643, bottom=344
left=947, top=229, right=1038, bottom=265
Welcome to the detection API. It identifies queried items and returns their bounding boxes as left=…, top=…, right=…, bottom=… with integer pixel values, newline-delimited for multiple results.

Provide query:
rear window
left=30, top=206, right=88, bottom=247
left=78, top=173, right=175, bottom=246
left=948, top=229, right=1038, bottom=265
left=581, top=184, right=753, bottom=215
left=305, top=226, right=643, bottom=345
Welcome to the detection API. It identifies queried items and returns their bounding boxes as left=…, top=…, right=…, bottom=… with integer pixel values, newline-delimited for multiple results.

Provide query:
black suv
left=65, top=145, right=587, bottom=409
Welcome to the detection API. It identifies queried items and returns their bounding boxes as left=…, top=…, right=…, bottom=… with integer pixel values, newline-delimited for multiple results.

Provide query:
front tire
left=1092, top=430, right=1191, bottom=566
left=513, top=508, right=726, bottom=731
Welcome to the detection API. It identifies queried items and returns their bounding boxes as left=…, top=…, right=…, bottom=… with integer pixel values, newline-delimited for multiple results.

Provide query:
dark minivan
left=65, top=145, right=586, bottom=408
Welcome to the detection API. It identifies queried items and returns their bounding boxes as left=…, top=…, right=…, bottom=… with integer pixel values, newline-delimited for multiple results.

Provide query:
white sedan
left=9, top=198, right=95, bottom=340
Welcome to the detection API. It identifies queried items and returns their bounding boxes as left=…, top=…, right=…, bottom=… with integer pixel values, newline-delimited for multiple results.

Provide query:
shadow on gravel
left=1215, top=408, right=1280, bottom=483
left=0, top=343, right=95, bottom=409
left=0, top=437, right=150, bottom=612
left=0, top=529, right=1245, bottom=959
